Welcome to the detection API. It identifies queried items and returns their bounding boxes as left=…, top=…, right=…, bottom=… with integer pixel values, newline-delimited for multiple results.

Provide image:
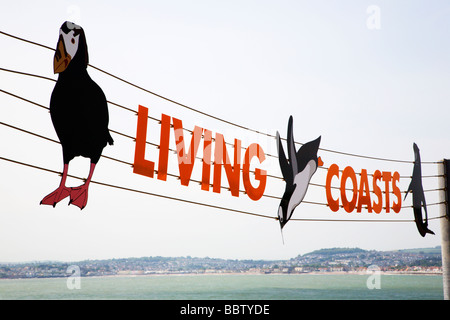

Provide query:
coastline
left=0, top=270, right=442, bottom=281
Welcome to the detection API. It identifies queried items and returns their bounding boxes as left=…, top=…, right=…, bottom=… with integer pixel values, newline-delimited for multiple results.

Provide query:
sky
left=1, top=0, right=450, bottom=263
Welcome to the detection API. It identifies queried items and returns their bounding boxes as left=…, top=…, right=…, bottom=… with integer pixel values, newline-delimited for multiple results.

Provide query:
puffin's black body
left=276, top=116, right=322, bottom=233
left=41, top=21, right=113, bottom=209
left=404, top=143, right=434, bottom=237
left=50, top=62, right=113, bottom=164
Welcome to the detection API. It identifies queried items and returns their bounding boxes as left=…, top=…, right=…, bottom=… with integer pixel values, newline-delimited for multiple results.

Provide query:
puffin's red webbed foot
left=69, top=184, right=89, bottom=210
left=40, top=186, right=71, bottom=207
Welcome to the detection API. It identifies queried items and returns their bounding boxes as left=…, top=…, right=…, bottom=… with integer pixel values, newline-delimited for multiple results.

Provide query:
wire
left=0, top=119, right=370, bottom=207
left=84, top=66, right=443, bottom=165
left=3, top=66, right=443, bottom=177
left=0, top=30, right=447, bottom=224
left=0, top=66, right=443, bottom=169
left=0, top=86, right=445, bottom=199
left=290, top=214, right=446, bottom=223
left=0, top=87, right=288, bottom=192
left=0, top=120, right=275, bottom=199
left=0, top=67, right=56, bottom=82
left=0, top=155, right=445, bottom=223
left=0, top=73, right=443, bottom=184
left=0, top=67, right=282, bottom=159
left=0, top=118, right=443, bottom=214
left=3, top=114, right=435, bottom=211
left=0, top=100, right=437, bottom=209
left=0, top=30, right=442, bottom=165
left=0, top=85, right=444, bottom=190
left=0, top=30, right=54, bottom=51
left=0, top=88, right=49, bottom=111
left=0, top=156, right=275, bottom=220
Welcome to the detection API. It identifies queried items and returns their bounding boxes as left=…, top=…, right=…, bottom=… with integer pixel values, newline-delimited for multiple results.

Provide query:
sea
left=0, top=273, right=444, bottom=300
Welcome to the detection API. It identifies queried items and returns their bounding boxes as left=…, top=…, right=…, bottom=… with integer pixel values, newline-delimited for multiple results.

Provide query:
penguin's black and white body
left=404, top=143, right=434, bottom=237
left=40, top=21, right=113, bottom=210
left=276, top=116, right=322, bottom=230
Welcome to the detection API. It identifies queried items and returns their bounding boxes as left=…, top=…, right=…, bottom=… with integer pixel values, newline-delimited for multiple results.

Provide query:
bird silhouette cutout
left=404, top=143, right=434, bottom=237
left=40, top=21, right=113, bottom=210
left=276, top=116, right=323, bottom=233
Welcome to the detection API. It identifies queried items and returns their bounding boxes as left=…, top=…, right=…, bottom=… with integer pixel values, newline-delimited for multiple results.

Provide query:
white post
left=438, top=159, right=450, bottom=300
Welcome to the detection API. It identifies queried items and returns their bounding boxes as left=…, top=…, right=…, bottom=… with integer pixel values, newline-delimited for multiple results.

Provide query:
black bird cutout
left=276, top=116, right=323, bottom=234
left=40, top=21, right=113, bottom=210
left=404, top=143, right=434, bottom=237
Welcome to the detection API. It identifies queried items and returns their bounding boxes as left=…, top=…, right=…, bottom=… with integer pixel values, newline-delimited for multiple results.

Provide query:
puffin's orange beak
left=53, top=36, right=71, bottom=74
left=318, top=156, right=324, bottom=167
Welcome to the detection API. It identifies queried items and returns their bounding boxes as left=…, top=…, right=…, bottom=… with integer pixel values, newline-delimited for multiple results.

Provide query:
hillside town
left=0, top=247, right=442, bottom=279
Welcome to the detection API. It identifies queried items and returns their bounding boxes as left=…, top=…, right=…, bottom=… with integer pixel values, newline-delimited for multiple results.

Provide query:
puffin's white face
left=60, top=25, right=81, bottom=59
left=54, top=22, right=83, bottom=74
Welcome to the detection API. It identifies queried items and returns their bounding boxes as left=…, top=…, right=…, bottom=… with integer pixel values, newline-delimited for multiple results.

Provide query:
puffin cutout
left=276, top=116, right=323, bottom=239
left=40, top=21, right=113, bottom=210
left=404, top=143, right=434, bottom=237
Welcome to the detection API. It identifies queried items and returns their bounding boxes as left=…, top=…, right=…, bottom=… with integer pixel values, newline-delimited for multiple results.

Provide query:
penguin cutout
left=276, top=116, right=323, bottom=235
left=404, top=143, right=434, bottom=237
left=40, top=21, right=113, bottom=210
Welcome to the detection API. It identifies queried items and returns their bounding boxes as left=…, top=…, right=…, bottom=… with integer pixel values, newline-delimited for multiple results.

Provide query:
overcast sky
left=1, top=0, right=449, bottom=263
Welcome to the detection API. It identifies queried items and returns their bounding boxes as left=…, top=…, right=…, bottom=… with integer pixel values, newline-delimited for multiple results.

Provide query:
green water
left=0, top=274, right=444, bottom=300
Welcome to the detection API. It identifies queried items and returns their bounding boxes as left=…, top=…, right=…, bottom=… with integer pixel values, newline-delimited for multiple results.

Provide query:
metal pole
left=438, top=159, right=450, bottom=300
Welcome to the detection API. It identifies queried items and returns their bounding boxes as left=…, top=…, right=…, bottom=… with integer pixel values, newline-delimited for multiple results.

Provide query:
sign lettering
left=133, top=105, right=267, bottom=201
left=325, top=163, right=402, bottom=214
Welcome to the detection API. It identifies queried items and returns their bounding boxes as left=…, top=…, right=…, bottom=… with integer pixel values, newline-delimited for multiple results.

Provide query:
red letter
left=201, top=129, right=213, bottom=191
left=372, top=170, right=383, bottom=214
left=242, top=143, right=267, bottom=201
left=382, top=171, right=392, bottom=213
left=326, top=164, right=340, bottom=212
left=357, top=169, right=372, bottom=213
left=157, top=113, right=171, bottom=181
left=392, top=171, right=402, bottom=213
left=341, top=166, right=358, bottom=213
left=173, top=118, right=203, bottom=186
left=213, top=133, right=241, bottom=197
left=133, top=105, right=155, bottom=178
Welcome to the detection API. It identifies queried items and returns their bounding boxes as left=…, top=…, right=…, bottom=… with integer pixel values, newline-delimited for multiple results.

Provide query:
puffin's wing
left=287, top=116, right=298, bottom=176
left=86, top=79, right=113, bottom=145
left=276, top=131, right=293, bottom=185
left=295, top=136, right=321, bottom=174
